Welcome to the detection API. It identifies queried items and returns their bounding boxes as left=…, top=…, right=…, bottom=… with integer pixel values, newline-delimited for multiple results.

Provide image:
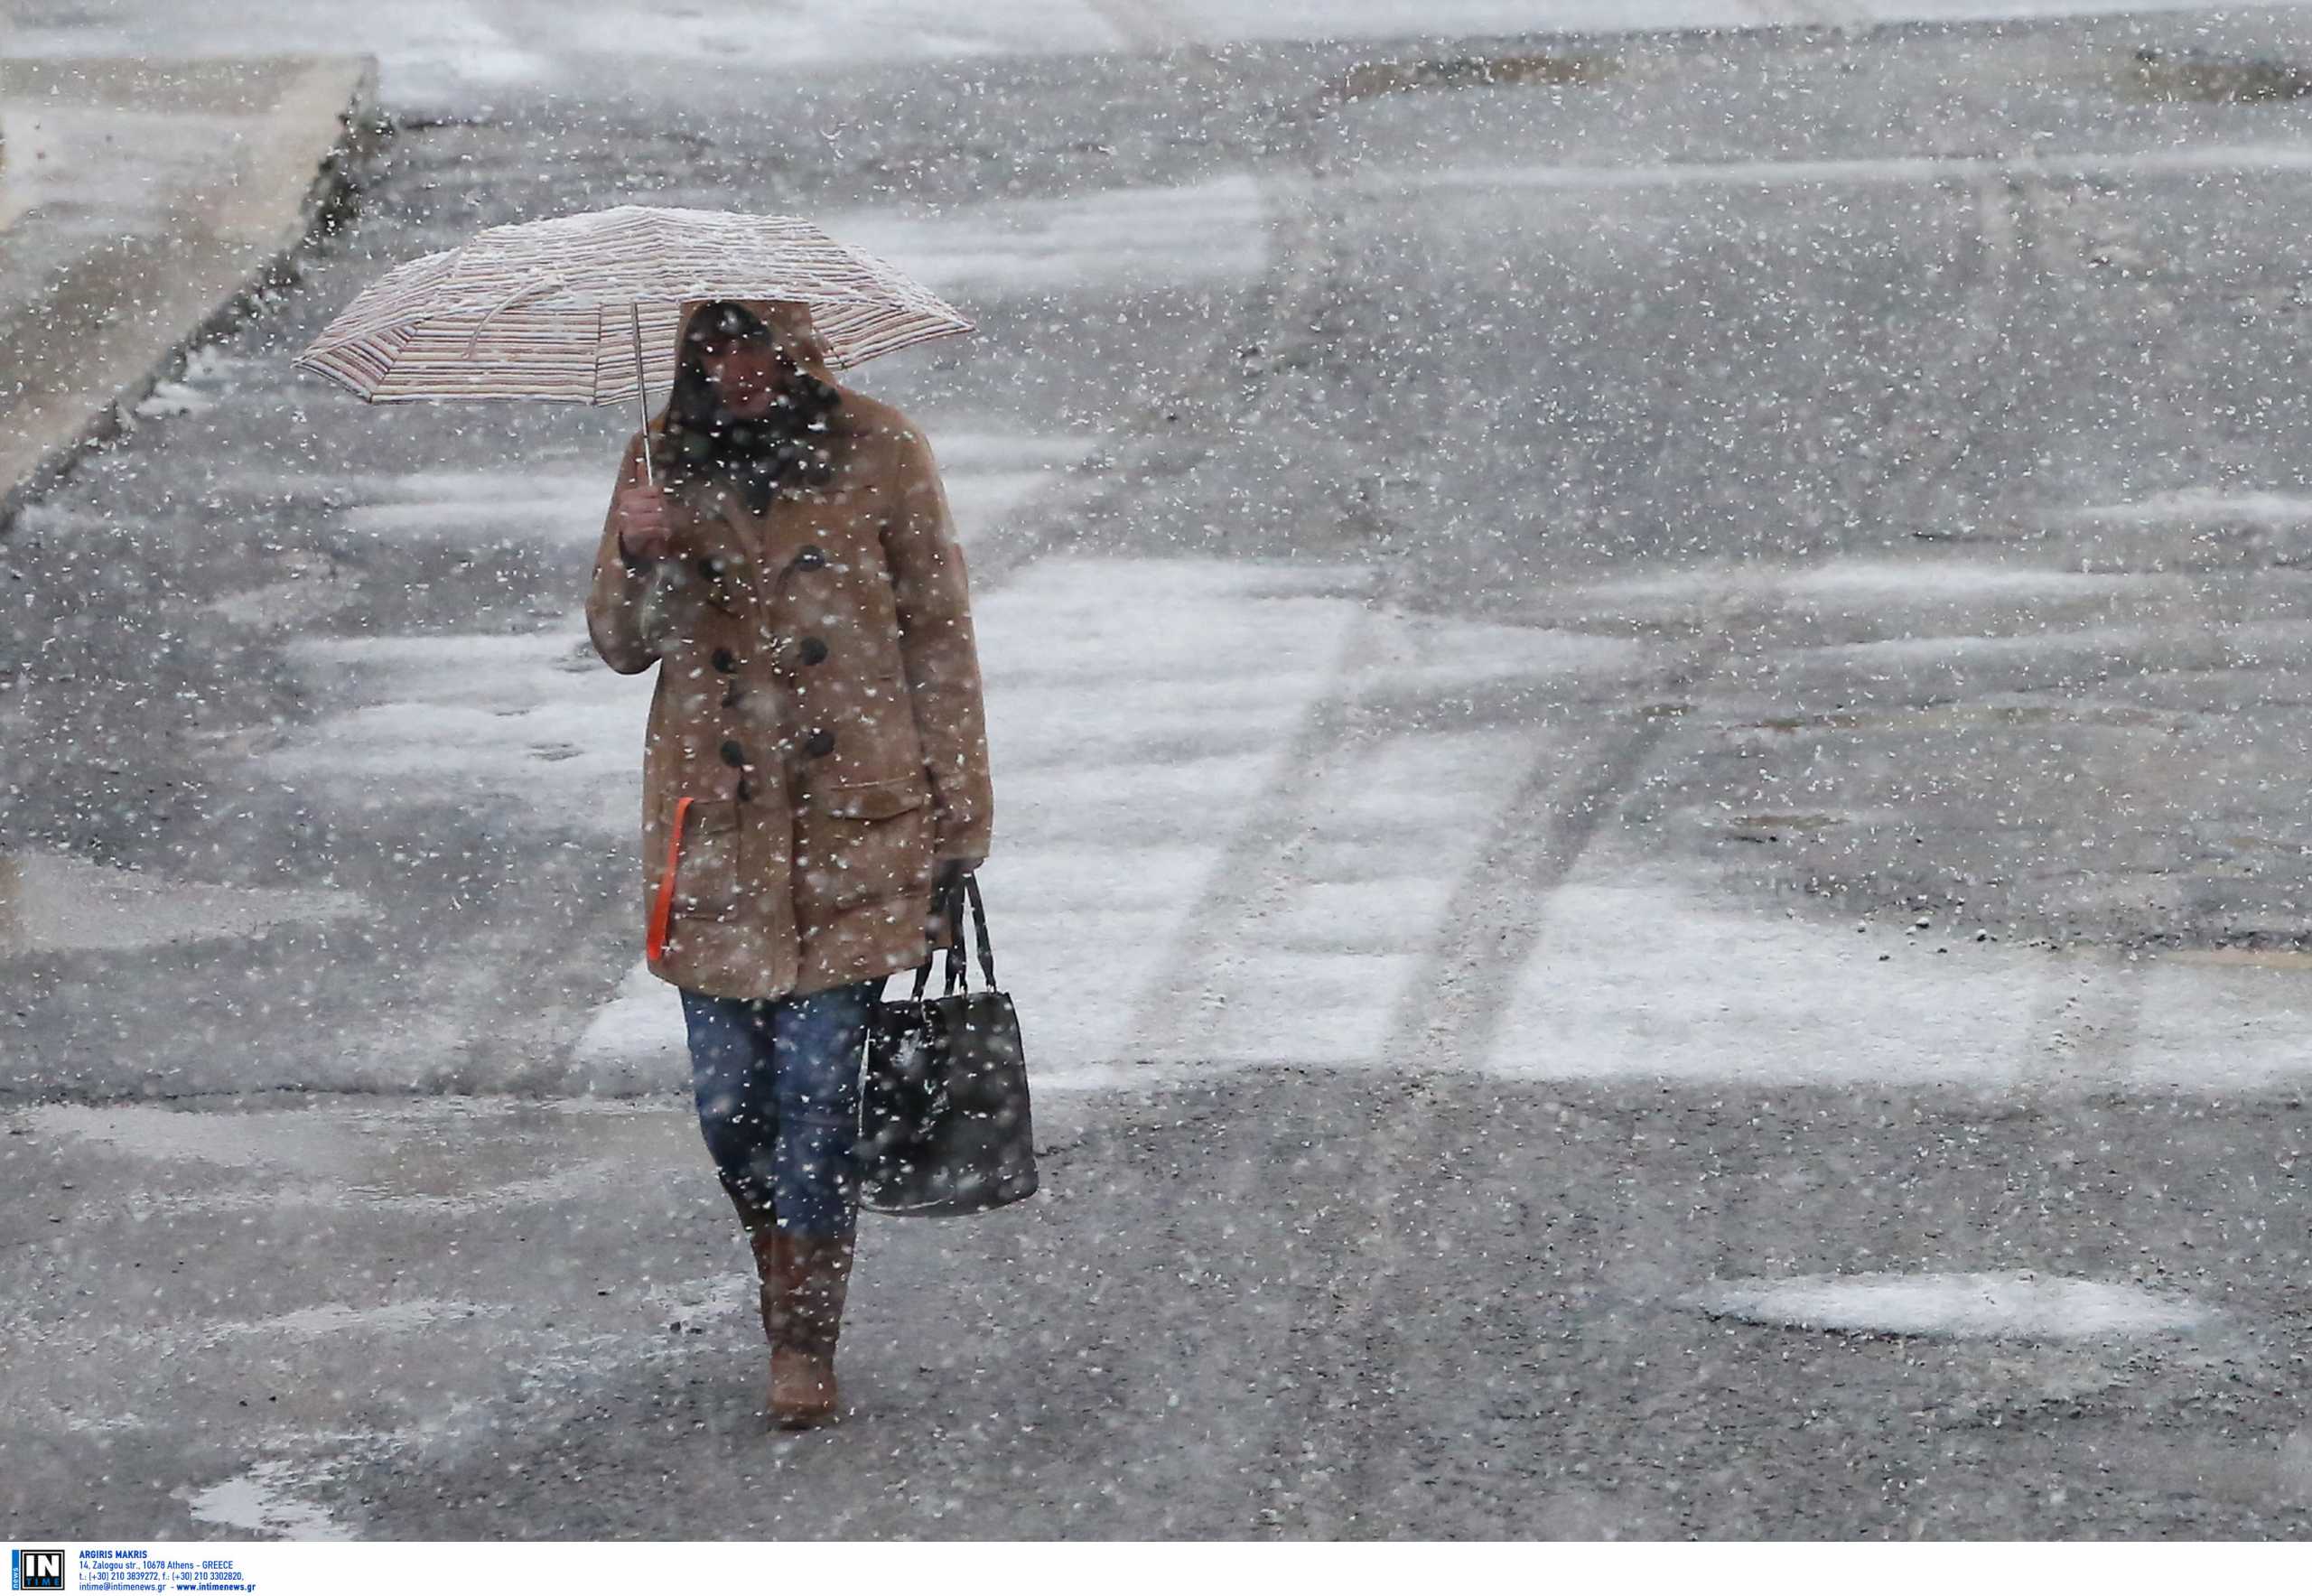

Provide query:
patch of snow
left=1698, top=1272, right=2209, bottom=1339
left=562, top=556, right=1679, bottom=1080
left=1160, top=0, right=2312, bottom=35
left=918, top=426, right=1096, bottom=540
left=0, top=106, right=228, bottom=228
left=946, top=469, right=1070, bottom=541
left=27, top=1100, right=393, bottom=1179
left=0, top=852, right=370, bottom=957
left=20, top=0, right=2312, bottom=106
left=201, top=465, right=600, bottom=505
left=22, top=1101, right=662, bottom=1214
left=1183, top=726, right=1540, bottom=1065
left=571, top=962, right=685, bottom=1091
left=637, top=1273, right=755, bottom=1321
left=1487, top=868, right=2049, bottom=1086
left=549, top=0, right=1127, bottom=65
left=1388, top=142, right=2312, bottom=202
left=2126, top=957, right=2312, bottom=1094
left=207, top=573, right=360, bottom=629
left=134, top=379, right=214, bottom=419
left=834, top=176, right=1270, bottom=296
left=1783, top=560, right=2131, bottom=602
left=1391, top=618, right=1650, bottom=686
left=339, top=484, right=609, bottom=543
left=207, top=1300, right=514, bottom=1341
left=2060, top=490, right=2312, bottom=527
left=1489, top=862, right=2312, bottom=1093
left=261, top=431, right=1087, bottom=825
left=261, top=628, right=649, bottom=831
left=918, top=433, right=1093, bottom=474
left=1801, top=626, right=2168, bottom=667
left=974, top=561, right=1365, bottom=1076
left=185, top=1460, right=353, bottom=1541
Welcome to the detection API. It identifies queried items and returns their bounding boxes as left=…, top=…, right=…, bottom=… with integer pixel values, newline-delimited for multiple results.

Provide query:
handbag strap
left=907, top=872, right=998, bottom=999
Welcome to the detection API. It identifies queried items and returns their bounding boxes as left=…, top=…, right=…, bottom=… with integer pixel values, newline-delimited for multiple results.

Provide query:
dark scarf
left=660, top=373, right=844, bottom=515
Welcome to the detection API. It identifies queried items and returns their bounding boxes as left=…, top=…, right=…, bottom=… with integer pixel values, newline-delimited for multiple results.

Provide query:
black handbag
left=857, top=873, right=1038, bottom=1217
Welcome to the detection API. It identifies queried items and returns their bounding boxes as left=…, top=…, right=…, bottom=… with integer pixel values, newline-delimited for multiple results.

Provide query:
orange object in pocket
left=647, top=795, right=695, bottom=966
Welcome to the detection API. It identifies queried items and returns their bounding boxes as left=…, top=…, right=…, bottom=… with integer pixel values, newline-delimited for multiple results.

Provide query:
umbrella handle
left=629, top=302, right=656, bottom=487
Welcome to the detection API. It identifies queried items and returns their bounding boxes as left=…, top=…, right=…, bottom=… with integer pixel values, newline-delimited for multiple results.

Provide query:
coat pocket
left=657, top=795, right=735, bottom=920
left=670, top=798, right=743, bottom=917
left=797, top=777, right=933, bottom=911
left=650, top=796, right=743, bottom=964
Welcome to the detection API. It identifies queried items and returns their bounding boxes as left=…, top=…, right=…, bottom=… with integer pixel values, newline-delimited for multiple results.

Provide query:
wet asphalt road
left=5, top=11, right=2312, bottom=1538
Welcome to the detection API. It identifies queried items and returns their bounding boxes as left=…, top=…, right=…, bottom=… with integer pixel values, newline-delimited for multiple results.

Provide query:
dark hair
left=651, top=301, right=843, bottom=514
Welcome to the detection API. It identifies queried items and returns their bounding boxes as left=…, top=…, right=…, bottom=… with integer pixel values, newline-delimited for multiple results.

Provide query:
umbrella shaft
left=629, top=302, right=655, bottom=485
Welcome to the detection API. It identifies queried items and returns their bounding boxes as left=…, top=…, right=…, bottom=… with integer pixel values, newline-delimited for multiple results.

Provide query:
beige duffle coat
left=585, top=304, right=993, bottom=1001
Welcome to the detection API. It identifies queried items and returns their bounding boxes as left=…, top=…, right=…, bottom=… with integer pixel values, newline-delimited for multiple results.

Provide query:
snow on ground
left=1571, top=555, right=2129, bottom=609
left=572, top=961, right=675, bottom=1092
left=1382, top=144, right=2312, bottom=205
left=19, top=0, right=2312, bottom=106
left=1491, top=866, right=2052, bottom=1086
left=250, top=429, right=1089, bottom=837
left=576, top=554, right=1654, bottom=1087
left=186, top=1461, right=356, bottom=1541
left=218, top=418, right=2312, bottom=1099
left=0, top=106, right=230, bottom=231
left=261, top=628, right=650, bottom=832
left=578, top=555, right=1375, bottom=1086
left=203, top=1299, right=516, bottom=1341
left=561, top=540, right=2312, bottom=1095
left=2059, top=490, right=2312, bottom=528
left=335, top=474, right=610, bottom=544
left=834, top=176, right=1270, bottom=297
left=928, top=432, right=1092, bottom=536
left=21, top=1096, right=679, bottom=1216
left=23, top=1100, right=378, bottom=1175
left=1697, top=1272, right=2210, bottom=1338
left=1150, top=0, right=2312, bottom=32
left=0, top=851, right=370, bottom=957
left=1779, top=561, right=2136, bottom=602
left=1488, top=860, right=2312, bottom=1091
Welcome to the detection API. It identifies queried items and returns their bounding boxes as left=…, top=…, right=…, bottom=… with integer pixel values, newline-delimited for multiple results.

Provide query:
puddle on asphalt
left=2122, top=47, right=2312, bottom=103
left=1697, top=1272, right=2208, bottom=1339
left=0, top=851, right=369, bottom=957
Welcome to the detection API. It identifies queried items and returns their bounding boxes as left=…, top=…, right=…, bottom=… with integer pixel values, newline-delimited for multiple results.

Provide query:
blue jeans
left=679, top=980, right=880, bottom=1237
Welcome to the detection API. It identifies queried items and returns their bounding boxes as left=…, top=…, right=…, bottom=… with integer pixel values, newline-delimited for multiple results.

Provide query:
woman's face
left=698, top=337, right=789, bottom=418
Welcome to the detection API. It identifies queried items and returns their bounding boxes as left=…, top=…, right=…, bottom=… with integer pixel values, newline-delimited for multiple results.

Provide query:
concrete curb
left=0, top=55, right=387, bottom=535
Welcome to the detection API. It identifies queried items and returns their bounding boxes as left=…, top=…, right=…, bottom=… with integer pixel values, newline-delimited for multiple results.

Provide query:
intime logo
left=10, top=1550, right=63, bottom=1591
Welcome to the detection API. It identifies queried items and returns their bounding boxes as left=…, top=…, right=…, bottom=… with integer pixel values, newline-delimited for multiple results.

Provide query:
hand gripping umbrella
left=294, top=204, right=972, bottom=481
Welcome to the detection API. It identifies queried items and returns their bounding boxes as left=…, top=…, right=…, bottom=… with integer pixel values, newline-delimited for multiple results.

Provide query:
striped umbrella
left=294, top=205, right=972, bottom=477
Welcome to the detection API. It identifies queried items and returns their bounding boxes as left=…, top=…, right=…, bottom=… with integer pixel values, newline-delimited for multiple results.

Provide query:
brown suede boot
left=720, top=1183, right=786, bottom=1395
left=766, top=1227, right=855, bottom=1429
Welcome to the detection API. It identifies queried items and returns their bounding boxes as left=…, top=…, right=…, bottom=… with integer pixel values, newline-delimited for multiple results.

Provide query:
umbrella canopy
left=294, top=204, right=971, bottom=405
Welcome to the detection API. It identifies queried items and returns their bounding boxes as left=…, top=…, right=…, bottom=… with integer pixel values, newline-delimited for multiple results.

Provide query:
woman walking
left=586, top=298, right=993, bottom=1429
